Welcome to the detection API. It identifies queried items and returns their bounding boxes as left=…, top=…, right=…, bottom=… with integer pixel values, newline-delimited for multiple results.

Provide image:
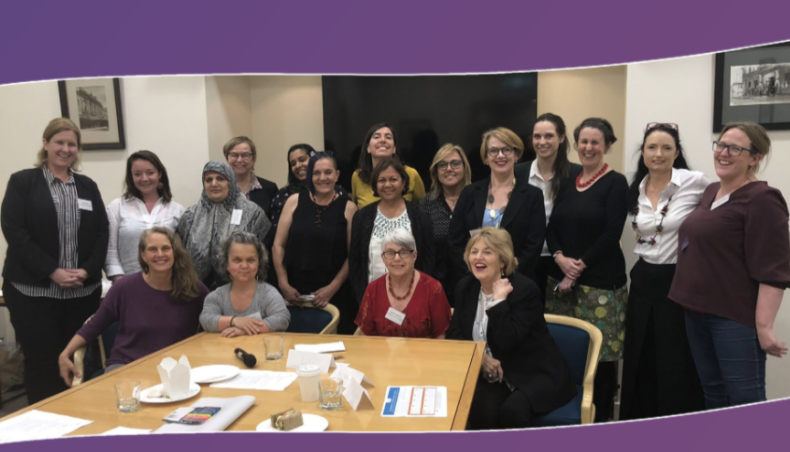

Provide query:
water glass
left=263, top=335, right=284, bottom=360
left=319, top=377, right=343, bottom=410
left=114, top=381, right=141, bottom=413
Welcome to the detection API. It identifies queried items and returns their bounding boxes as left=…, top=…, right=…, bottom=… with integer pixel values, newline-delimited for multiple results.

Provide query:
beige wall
left=537, top=66, right=628, bottom=172
left=249, top=76, right=324, bottom=188
left=205, top=76, right=253, bottom=162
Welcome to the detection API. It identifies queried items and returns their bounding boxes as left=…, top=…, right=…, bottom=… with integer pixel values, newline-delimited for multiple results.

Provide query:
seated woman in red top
left=355, top=228, right=451, bottom=338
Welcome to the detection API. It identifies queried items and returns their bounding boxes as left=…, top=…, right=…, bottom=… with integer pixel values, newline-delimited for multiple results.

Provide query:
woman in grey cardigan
left=200, top=231, right=290, bottom=336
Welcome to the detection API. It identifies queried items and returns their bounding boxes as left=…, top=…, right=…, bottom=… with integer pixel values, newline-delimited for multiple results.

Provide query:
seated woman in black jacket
left=349, top=157, right=435, bottom=304
left=447, top=227, right=575, bottom=430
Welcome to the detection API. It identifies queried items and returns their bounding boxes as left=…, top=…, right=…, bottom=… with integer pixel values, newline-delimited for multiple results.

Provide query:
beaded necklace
left=388, top=271, right=416, bottom=301
left=576, top=163, right=608, bottom=188
left=632, top=195, right=672, bottom=246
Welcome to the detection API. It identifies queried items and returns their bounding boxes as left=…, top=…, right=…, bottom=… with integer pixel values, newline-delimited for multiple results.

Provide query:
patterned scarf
left=180, top=161, right=271, bottom=281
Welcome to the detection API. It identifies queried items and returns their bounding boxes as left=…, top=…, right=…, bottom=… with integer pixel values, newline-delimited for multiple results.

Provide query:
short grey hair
left=216, top=231, right=268, bottom=282
left=380, top=228, right=417, bottom=253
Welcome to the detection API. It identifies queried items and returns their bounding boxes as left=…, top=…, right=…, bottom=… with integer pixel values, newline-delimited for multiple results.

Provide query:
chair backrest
left=98, top=321, right=119, bottom=366
left=285, top=304, right=340, bottom=335
left=544, top=314, right=602, bottom=386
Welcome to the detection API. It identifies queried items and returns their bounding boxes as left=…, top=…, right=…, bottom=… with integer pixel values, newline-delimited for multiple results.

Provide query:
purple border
left=1, top=1, right=790, bottom=84
left=2, top=1, right=789, bottom=451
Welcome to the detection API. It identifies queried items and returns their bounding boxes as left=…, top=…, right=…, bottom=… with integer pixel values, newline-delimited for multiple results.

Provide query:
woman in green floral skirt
left=545, top=117, right=629, bottom=422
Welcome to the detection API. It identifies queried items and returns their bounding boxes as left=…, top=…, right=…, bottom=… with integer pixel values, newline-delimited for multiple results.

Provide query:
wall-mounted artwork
left=58, top=78, right=126, bottom=150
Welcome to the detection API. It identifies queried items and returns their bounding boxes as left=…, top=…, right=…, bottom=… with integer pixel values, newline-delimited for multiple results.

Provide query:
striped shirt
left=11, top=167, right=101, bottom=299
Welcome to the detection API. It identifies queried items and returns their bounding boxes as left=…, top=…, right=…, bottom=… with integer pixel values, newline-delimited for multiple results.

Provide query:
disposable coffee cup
left=296, top=364, right=321, bottom=402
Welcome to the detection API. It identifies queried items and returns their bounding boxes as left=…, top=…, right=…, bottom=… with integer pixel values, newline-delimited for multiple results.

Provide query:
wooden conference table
left=1, top=332, right=485, bottom=433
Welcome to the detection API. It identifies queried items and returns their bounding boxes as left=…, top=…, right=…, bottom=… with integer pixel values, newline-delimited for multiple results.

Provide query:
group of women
left=1, top=114, right=788, bottom=431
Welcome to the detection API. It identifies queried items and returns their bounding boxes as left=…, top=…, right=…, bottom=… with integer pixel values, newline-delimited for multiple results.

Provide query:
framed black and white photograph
left=714, top=41, right=790, bottom=132
left=58, top=78, right=126, bottom=150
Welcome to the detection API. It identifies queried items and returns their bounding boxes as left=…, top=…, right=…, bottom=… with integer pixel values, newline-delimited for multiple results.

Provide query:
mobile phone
left=178, top=406, right=221, bottom=425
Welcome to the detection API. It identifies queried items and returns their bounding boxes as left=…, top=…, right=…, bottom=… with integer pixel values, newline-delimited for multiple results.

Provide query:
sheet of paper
left=294, top=341, right=346, bottom=353
left=98, top=427, right=152, bottom=436
left=209, top=370, right=297, bottom=391
left=380, top=386, right=448, bottom=417
left=0, top=410, right=93, bottom=444
left=331, top=364, right=374, bottom=387
left=286, top=349, right=336, bottom=373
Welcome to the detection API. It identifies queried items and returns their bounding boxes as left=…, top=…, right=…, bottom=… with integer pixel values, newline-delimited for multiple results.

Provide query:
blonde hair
left=479, top=127, right=524, bottom=164
left=464, top=227, right=517, bottom=276
left=718, top=122, right=771, bottom=173
left=428, top=143, right=472, bottom=200
left=35, top=118, right=82, bottom=171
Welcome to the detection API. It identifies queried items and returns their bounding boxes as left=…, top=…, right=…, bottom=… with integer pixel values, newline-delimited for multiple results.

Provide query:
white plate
left=191, top=365, right=241, bottom=384
left=256, top=414, right=329, bottom=432
left=140, top=383, right=201, bottom=404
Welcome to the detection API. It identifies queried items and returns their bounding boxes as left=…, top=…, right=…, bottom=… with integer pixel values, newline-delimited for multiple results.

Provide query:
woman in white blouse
left=105, top=151, right=185, bottom=282
left=620, top=123, right=709, bottom=420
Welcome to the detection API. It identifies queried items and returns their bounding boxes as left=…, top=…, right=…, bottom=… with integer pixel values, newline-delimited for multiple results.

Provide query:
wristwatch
left=552, top=251, right=562, bottom=260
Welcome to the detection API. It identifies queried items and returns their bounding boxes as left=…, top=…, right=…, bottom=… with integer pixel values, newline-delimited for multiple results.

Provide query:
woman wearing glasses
left=449, top=127, right=546, bottom=284
left=355, top=228, right=451, bottom=338
left=273, top=153, right=358, bottom=334
left=544, top=117, right=628, bottom=422
left=349, top=158, right=435, bottom=304
left=620, top=123, right=708, bottom=420
left=223, top=136, right=278, bottom=218
left=669, top=122, right=790, bottom=408
left=419, top=144, right=472, bottom=307
left=351, top=123, right=426, bottom=208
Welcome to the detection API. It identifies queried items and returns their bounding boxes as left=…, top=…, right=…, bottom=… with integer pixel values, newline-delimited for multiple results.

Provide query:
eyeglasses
left=712, top=141, right=753, bottom=157
left=382, top=250, right=414, bottom=260
left=487, top=147, right=515, bottom=157
left=437, top=160, right=463, bottom=171
left=309, top=150, right=335, bottom=158
left=228, top=152, right=254, bottom=160
left=646, top=122, right=679, bottom=132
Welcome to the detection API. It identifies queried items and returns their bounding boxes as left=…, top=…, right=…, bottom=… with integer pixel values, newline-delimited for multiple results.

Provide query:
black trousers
left=3, top=282, right=101, bottom=404
left=468, top=377, right=537, bottom=430
left=594, top=361, right=618, bottom=422
left=534, top=255, right=554, bottom=307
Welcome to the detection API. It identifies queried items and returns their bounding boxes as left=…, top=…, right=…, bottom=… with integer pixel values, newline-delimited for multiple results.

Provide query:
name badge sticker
left=385, top=307, right=406, bottom=326
left=78, top=199, right=93, bottom=211
left=231, top=209, right=243, bottom=225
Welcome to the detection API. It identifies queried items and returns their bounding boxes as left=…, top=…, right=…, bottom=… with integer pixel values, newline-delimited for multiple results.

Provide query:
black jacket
left=448, top=177, right=545, bottom=281
left=349, top=201, right=435, bottom=303
left=2, top=168, right=109, bottom=287
left=248, top=176, right=278, bottom=219
left=447, top=272, right=576, bottom=414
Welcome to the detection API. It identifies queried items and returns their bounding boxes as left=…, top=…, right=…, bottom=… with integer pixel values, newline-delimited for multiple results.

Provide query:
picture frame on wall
left=714, top=41, right=790, bottom=132
left=58, top=78, right=126, bottom=150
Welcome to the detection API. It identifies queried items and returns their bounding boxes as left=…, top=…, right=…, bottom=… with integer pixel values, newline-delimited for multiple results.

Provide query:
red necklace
left=388, top=271, right=416, bottom=301
left=576, top=163, right=609, bottom=188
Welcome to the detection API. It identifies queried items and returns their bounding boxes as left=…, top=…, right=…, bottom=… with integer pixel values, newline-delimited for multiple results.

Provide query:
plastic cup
left=114, top=381, right=141, bottom=413
left=264, top=335, right=284, bottom=360
left=296, top=364, right=321, bottom=402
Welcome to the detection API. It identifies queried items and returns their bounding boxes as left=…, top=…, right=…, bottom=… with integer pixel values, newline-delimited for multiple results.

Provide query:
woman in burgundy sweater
left=669, top=122, right=790, bottom=408
left=58, top=227, right=209, bottom=385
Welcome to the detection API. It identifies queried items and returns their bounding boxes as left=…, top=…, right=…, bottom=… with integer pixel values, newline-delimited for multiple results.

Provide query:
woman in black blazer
left=449, top=127, right=545, bottom=284
left=349, top=158, right=435, bottom=304
left=447, top=228, right=575, bottom=429
left=1, top=118, right=109, bottom=403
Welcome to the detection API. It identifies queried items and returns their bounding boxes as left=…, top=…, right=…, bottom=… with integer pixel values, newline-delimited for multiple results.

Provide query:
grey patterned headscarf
left=177, top=161, right=271, bottom=282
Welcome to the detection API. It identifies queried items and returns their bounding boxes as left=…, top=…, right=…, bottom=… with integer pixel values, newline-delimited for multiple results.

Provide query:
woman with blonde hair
left=669, top=121, right=790, bottom=408
left=419, top=143, right=472, bottom=306
left=447, top=227, right=574, bottom=429
left=449, top=127, right=546, bottom=284
left=2, top=118, right=109, bottom=403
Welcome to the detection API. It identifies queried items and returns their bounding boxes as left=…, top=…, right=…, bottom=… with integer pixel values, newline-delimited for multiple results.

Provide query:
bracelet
left=230, top=316, right=236, bottom=327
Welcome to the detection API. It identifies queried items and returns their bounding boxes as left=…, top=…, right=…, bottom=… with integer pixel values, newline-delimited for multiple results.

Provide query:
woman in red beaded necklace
left=545, top=117, right=629, bottom=422
left=355, top=228, right=451, bottom=338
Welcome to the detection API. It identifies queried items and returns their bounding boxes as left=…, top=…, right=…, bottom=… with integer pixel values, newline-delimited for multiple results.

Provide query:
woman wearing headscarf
left=177, top=161, right=271, bottom=289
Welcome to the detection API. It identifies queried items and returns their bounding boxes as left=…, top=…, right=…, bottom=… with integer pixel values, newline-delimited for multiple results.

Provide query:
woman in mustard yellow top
left=351, top=123, right=425, bottom=208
